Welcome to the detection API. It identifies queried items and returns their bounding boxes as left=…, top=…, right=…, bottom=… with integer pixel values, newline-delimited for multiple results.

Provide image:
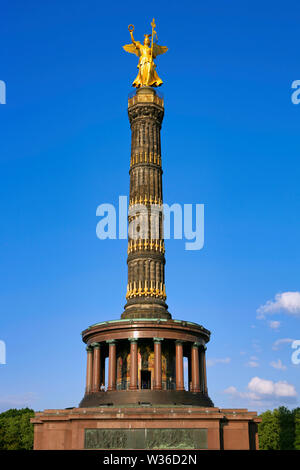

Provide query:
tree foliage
left=258, top=409, right=280, bottom=449
left=295, top=408, right=300, bottom=450
left=258, top=406, right=300, bottom=450
left=0, top=405, right=299, bottom=450
left=0, top=408, right=34, bottom=450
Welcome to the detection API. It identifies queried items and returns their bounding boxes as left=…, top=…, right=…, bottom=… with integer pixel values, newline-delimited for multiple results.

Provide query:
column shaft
left=85, top=347, right=93, bottom=394
left=107, top=341, right=117, bottom=391
left=191, top=343, right=201, bottom=392
left=188, top=352, right=192, bottom=391
left=123, top=88, right=170, bottom=320
left=117, top=356, right=122, bottom=390
left=129, top=339, right=138, bottom=390
left=203, top=347, right=208, bottom=394
left=92, top=343, right=101, bottom=392
left=175, top=341, right=184, bottom=391
left=100, top=352, right=106, bottom=387
left=153, top=338, right=163, bottom=390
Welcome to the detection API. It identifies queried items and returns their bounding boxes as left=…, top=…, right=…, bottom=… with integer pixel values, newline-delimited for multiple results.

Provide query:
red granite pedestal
left=31, top=406, right=260, bottom=450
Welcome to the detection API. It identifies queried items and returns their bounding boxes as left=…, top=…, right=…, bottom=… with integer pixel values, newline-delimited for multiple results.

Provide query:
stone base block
left=79, top=390, right=214, bottom=408
left=31, top=406, right=260, bottom=450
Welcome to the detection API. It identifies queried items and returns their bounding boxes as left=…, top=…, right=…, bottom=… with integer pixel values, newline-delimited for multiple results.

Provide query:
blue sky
left=0, top=0, right=300, bottom=413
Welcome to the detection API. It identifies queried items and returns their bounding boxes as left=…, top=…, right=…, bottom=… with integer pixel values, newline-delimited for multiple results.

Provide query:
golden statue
left=123, top=19, right=168, bottom=88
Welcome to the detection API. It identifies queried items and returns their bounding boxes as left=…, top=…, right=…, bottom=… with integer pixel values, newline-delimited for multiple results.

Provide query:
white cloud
left=224, top=386, right=238, bottom=395
left=269, top=320, right=280, bottom=330
left=257, top=292, right=300, bottom=319
left=224, top=384, right=259, bottom=401
left=248, top=377, right=274, bottom=396
left=248, top=377, right=296, bottom=397
left=245, top=356, right=260, bottom=368
left=224, top=376, right=297, bottom=403
left=207, top=357, right=231, bottom=367
left=272, top=338, right=294, bottom=351
left=270, top=359, right=287, bottom=370
left=246, top=360, right=259, bottom=368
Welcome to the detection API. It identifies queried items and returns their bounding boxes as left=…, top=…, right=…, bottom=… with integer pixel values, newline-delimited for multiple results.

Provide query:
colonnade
left=85, top=338, right=208, bottom=395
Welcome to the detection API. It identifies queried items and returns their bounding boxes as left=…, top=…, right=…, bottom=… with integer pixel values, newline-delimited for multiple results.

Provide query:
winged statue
left=123, top=19, right=168, bottom=88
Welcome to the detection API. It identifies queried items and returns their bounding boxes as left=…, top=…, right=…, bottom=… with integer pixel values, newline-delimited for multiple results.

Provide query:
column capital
left=106, top=339, right=117, bottom=345
left=86, top=346, right=93, bottom=352
left=175, top=339, right=184, bottom=345
left=91, top=342, right=101, bottom=349
left=192, top=341, right=201, bottom=348
left=153, top=337, right=164, bottom=343
left=128, top=337, right=138, bottom=343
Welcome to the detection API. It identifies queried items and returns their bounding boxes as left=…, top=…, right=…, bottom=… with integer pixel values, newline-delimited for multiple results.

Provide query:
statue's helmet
left=144, top=34, right=151, bottom=45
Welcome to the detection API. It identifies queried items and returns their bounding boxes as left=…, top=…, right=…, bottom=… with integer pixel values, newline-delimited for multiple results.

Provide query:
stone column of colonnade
left=91, top=342, right=101, bottom=392
left=129, top=338, right=138, bottom=390
left=175, top=340, right=184, bottom=391
left=85, top=338, right=208, bottom=395
left=85, top=346, right=93, bottom=394
left=153, top=337, right=163, bottom=390
left=123, top=87, right=171, bottom=320
left=107, top=340, right=117, bottom=391
left=191, top=342, right=201, bottom=393
left=190, top=342, right=208, bottom=394
left=85, top=343, right=104, bottom=393
left=200, top=345, right=208, bottom=394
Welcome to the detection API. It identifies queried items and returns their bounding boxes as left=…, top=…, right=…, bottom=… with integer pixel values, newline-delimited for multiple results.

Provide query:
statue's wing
left=152, top=44, right=168, bottom=58
left=123, top=43, right=140, bottom=56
